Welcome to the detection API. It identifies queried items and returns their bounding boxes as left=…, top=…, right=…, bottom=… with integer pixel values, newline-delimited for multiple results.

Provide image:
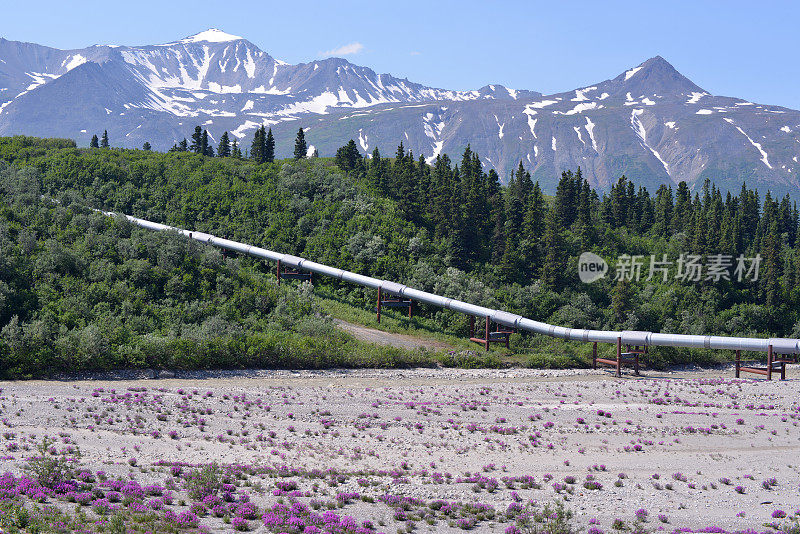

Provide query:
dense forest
left=0, top=134, right=798, bottom=376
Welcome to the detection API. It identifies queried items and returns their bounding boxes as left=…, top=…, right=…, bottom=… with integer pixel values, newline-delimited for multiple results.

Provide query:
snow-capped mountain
left=1, top=29, right=799, bottom=197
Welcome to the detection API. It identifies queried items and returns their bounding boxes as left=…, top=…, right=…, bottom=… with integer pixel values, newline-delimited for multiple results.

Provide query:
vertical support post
left=408, top=300, right=412, bottom=319
left=634, top=346, right=640, bottom=376
left=276, top=259, right=282, bottom=285
left=616, top=337, right=622, bottom=377
left=469, top=315, right=475, bottom=339
left=484, top=316, right=490, bottom=352
left=781, top=361, right=786, bottom=380
left=767, top=344, right=773, bottom=381
left=735, top=350, right=741, bottom=378
left=376, top=287, right=382, bottom=323
left=592, top=342, right=597, bottom=370
left=505, top=330, right=510, bottom=349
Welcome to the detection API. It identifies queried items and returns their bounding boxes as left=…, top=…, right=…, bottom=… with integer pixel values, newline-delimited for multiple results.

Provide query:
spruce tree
left=265, top=128, right=275, bottom=163
left=541, top=202, right=566, bottom=289
left=293, top=128, right=307, bottom=159
left=761, top=220, right=782, bottom=306
left=335, top=140, right=360, bottom=172
left=190, top=127, right=202, bottom=154
left=522, top=181, right=545, bottom=243
left=231, top=140, right=241, bottom=159
left=218, top=132, right=231, bottom=158
left=90, top=135, right=99, bottom=148
left=142, top=142, right=151, bottom=151
left=100, top=130, right=109, bottom=148
left=250, top=127, right=264, bottom=163
left=179, top=138, right=188, bottom=152
left=201, top=130, right=210, bottom=156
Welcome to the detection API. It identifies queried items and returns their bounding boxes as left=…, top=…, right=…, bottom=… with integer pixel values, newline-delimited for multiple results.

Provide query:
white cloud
left=320, top=42, right=364, bottom=57
left=409, top=51, right=421, bottom=56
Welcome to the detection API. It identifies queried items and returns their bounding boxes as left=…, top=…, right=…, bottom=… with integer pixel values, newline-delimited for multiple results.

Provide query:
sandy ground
left=1, top=367, right=798, bottom=532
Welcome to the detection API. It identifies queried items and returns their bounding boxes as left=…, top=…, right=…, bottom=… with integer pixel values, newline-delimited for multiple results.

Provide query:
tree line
left=334, top=139, right=799, bottom=308
left=2, top=134, right=799, bottom=371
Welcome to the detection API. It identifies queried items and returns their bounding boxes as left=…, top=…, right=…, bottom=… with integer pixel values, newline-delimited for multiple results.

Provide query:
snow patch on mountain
left=555, top=102, right=600, bottom=115
left=528, top=99, right=558, bottom=109
left=724, top=118, right=772, bottom=169
left=423, top=110, right=445, bottom=164
left=625, top=66, right=643, bottom=80
left=572, top=87, right=597, bottom=101
left=525, top=115, right=537, bottom=139
left=585, top=117, right=598, bottom=152
left=631, top=108, right=669, bottom=176
left=178, top=29, right=243, bottom=44
left=63, top=55, right=87, bottom=71
left=574, top=126, right=586, bottom=147
left=494, top=115, right=505, bottom=139
left=25, top=72, right=59, bottom=91
left=686, top=92, right=708, bottom=104
left=244, top=48, right=256, bottom=78
left=279, top=91, right=340, bottom=116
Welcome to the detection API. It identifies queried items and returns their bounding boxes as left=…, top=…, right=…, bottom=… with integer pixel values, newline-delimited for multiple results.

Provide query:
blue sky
left=4, top=0, right=799, bottom=109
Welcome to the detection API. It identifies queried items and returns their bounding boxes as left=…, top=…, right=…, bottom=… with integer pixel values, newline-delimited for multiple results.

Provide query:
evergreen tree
left=522, top=181, right=546, bottom=243
left=611, top=279, right=634, bottom=324
left=142, top=142, right=151, bottom=151
left=429, top=154, right=454, bottom=239
left=218, top=132, right=231, bottom=158
left=673, top=181, right=691, bottom=233
left=541, top=202, right=566, bottom=288
left=761, top=220, right=782, bottom=306
left=179, top=138, right=188, bottom=152
left=190, top=127, right=203, bottom=154
left=231, top=140, right=241, bottom=159
left=554, top=169, right=579, bottom=227
left=89, top=135, right=99, bottom=148
left=265, top=128, right=275, bottom=163
left=335, top=140, right=361, bottom=172
left=293, top=128, right=307, bottom=159
left=653, top=185, right=673, bottom=237
left=100, top=130, right=109, bottom=148
left=575, top=178, right=593, bottom=247
left=250, top=126, right=264, bottom=163
left=201, top=130, right=210, bottom=156
left=366, top=148, right=384, bottom=191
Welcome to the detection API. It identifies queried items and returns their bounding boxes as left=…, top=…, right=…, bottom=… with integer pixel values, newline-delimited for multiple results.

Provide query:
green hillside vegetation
left=0, top=135, right=798, bottom=377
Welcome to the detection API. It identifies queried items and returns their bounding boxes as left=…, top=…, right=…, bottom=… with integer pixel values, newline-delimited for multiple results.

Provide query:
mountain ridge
left=0, top=29, right=798, bottom=197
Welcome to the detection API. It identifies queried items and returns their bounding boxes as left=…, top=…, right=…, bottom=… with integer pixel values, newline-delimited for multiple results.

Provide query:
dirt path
left=333, top=318, right=455, bottom=351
